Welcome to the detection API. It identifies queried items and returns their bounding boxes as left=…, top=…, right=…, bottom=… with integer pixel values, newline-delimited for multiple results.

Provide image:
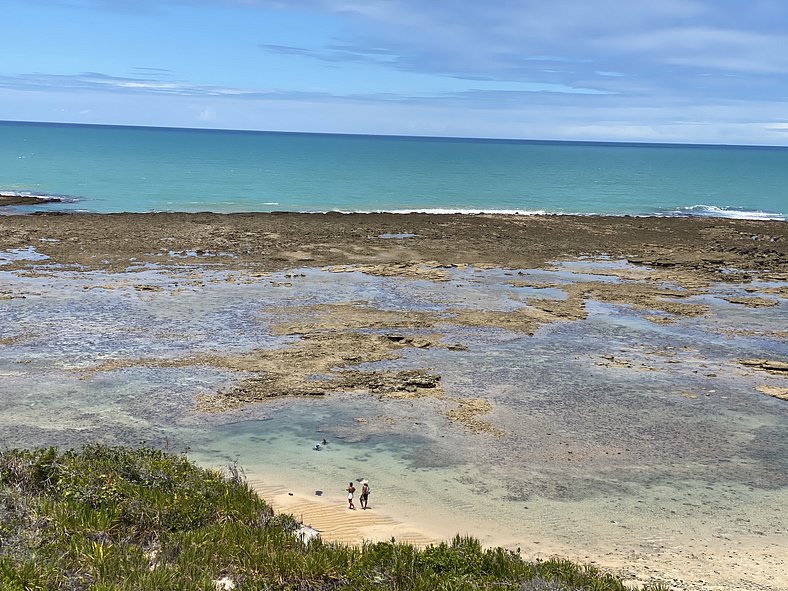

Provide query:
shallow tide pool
left=1, top=257, right=786, bottom=587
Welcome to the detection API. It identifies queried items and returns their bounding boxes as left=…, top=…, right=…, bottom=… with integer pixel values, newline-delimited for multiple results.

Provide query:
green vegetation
left=0, top=444, right=667, bottom=591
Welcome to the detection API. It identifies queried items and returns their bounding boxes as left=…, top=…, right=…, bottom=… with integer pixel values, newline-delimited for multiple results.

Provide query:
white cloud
left=198, top=107, right=217, bottom=121
left=599, top=26, right=788, bottom=73
left=0, top=72, right=273, bottom=97
left=6, top=0, right=788, bottom=144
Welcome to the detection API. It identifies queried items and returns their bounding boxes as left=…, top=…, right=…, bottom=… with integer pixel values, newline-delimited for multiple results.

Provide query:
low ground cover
left=0, top=444, right=666, bottom=591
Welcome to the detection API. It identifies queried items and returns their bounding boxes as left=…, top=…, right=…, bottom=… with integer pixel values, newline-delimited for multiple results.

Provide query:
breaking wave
left=655, top=204, right=785, bottom=221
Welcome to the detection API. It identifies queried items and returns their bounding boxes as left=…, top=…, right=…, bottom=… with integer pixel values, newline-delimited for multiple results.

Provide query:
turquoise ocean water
left=1, top=120, right=787, bottom=219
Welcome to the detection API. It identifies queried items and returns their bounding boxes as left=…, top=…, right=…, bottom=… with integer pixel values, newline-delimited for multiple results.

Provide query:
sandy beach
left=245, top=478, right=787, bottom=591
left=249, top=481, right=441, bottom=547
left=1, top=211, right=786, bottom=591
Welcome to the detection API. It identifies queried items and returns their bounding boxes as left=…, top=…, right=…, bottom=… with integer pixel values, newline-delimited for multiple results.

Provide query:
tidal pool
left=1, top=257, right=786, bottom=589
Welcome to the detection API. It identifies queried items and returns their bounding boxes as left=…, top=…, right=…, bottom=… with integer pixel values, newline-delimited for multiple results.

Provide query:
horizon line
left=3, top=119, right=787, bottom=151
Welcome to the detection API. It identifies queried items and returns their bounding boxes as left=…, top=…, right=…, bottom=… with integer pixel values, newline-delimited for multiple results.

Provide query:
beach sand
left=249, top=481, right=440, bottom=547
left=246, top=477, right=786, bottom=591
left=1, top=212, right=787, bottom=590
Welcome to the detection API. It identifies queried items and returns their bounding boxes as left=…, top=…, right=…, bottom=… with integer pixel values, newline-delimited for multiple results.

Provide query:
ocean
left=1, top=120, right=787, bottom=219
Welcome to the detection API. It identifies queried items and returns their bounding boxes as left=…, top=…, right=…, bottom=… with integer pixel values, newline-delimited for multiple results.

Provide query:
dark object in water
left=315, top=490, right=323, bottom=496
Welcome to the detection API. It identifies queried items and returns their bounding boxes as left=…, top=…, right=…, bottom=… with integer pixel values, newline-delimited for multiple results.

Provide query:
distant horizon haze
left=4, top=119, right=788, bottom=150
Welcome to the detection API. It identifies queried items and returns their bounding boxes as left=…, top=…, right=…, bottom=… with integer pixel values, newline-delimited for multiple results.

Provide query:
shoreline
left=1, top=193, right=786, bottom=221
left=242, top=465, right=787, bottom=591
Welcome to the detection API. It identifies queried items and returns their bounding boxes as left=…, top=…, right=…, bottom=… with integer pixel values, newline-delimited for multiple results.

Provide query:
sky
left=2, top=0, right=788, bottom=144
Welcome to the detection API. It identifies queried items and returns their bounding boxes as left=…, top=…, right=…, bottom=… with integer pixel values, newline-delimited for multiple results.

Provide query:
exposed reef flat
left=1, top=212, right=785, bottom=283
left=0, top=193, right=63, bottom=207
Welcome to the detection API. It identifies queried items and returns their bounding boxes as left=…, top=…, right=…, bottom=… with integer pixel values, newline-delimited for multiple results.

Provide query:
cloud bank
left=4, top=0, right=788, bottom=144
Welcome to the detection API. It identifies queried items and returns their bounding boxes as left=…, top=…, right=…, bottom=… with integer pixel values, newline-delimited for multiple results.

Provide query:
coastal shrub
left=0, top=444, right=668, bottom=591
left=418, top=536, right=485, bottom=575
left=519, top=576, right=580, bottom=591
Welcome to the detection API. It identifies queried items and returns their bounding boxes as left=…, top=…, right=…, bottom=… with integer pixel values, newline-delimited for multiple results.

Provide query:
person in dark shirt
left=360, top=480, right=370, bottom=509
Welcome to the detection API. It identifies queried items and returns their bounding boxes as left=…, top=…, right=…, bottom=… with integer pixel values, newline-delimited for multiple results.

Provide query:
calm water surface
left=2, top=121, right=787, bottom=219
left=1, top=255, right=786, bottom=569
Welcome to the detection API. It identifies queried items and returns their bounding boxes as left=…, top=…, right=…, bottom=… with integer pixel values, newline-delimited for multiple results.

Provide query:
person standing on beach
left=360, top=480, right=370, bottom=509
left=346, top=482, right=356, bottom=510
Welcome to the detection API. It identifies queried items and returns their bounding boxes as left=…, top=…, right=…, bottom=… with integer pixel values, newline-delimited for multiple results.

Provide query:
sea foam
left=658, top=204, right=786, bottom=221
left=336, top=208, right=549, bottom=216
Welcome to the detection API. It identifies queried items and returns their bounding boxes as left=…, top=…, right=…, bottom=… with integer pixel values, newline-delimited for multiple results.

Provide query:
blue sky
left=2, top=0, right=788, bottom=144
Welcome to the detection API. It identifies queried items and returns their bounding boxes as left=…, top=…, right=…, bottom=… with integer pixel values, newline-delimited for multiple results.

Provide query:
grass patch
left=0, top=444, right=667, bottom=590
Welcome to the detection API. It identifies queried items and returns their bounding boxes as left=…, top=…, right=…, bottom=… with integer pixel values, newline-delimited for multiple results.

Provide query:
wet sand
left=1, top=212, right=787, bottom=591
left=248, top=478, right=786, bottom=591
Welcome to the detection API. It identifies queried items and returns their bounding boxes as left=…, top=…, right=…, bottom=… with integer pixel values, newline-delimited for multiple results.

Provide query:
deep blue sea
left=1, top=121, right=786, bottom=219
